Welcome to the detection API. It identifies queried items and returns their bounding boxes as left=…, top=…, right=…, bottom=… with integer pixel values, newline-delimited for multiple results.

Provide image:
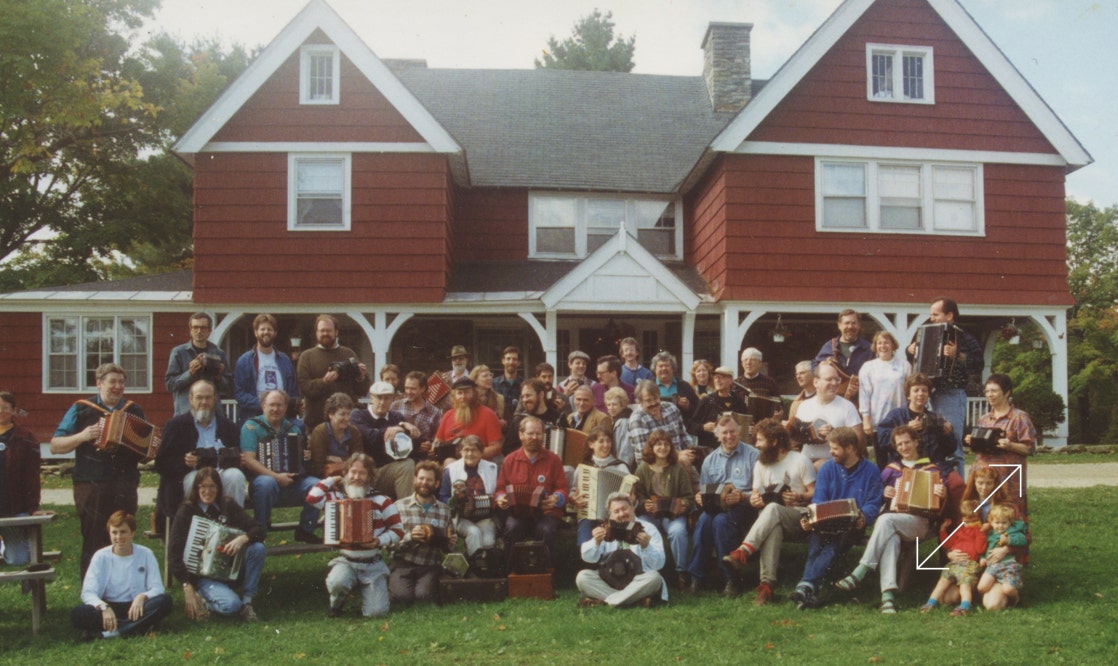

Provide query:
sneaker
left=753, top=583, right=774, bottom=606
left=294, top=528, right=322, bottom=544
left=577, top=596, right=605, bottom=608
left=794, top=586, right=819, bottom=611
left=722, top=549, right=750, bottom=571
left=239, top=603, right=259, bottom=623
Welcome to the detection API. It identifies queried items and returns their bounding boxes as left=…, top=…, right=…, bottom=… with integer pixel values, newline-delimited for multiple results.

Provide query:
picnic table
left=0, top=513, right=58, bottom=635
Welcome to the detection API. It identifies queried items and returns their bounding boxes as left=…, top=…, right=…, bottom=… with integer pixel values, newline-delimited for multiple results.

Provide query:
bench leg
left=30, top=582, right=43, bottom=636
left=164, top=516, right=172, bottom=588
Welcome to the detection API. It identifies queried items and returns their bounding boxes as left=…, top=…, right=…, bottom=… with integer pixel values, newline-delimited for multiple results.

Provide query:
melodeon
left=463, top=493, right=494, bottom=522
left=193, top=446, right=242, bottom=471
left=196, top=352, right=225, bottom=379
left=823, top=359, right=859, bottom=401
left=425, top=373, right=451, bottom=406
left=505, top=484, right=547, bottom=518
left=96, top=410, right=162, bottom=460
left=324, top=498, right=375, bottom=546
left=789, top=418, right=829, bottom=445
left=575, top=465, right=638, bottom=521
left=740, top=391, right=782, bottom=422
left=807, top=499, right=861, bottom=534
left=257, top=432, right=303, bottom=474
left=547, top=426, right=588, bottom=468
left=602, top=519, right=644, bottom=544
left=699, top=483, right=735, bottom=515
left=649, top=496, right=689, bottom=519
left=184, top=515, right=245, bottom=583
left=891, top=467, right=943, bottom=517
left=967, top=427, right=1004, bottom=455
left=915, top=323, right=958, bottom=379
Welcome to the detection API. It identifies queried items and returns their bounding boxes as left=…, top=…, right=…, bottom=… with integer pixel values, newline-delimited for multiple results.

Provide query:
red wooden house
left=0, top=0, right=1089, bottom=445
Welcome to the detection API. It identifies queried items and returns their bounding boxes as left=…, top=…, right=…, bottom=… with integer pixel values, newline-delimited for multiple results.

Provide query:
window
left=816, top=159, right=982, bottom=235
left=45, top=315, right=151, bottom=392
left=866, top=44, right=933, bottom=104
left=529, top=194, right=682, bottom=259
left=288, top=153, right=351, bottom=230
left=300, top=45, right=340, bottom=104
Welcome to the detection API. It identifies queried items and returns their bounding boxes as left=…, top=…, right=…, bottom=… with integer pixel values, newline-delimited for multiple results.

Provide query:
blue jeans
left=931, top=387, right=967, bottom=477
left=653, top=515, right=691, bottom=572
left=197, top=541, right=266, bottom=616
left=71, top=594, right=173, bottom=637
left=576, top=519, right=597, bottom=549
left=799, top=529, right=863, bottom=588
left=687, top=504, right=756, bottom=581
left=250, top=474, right=320, bottom=532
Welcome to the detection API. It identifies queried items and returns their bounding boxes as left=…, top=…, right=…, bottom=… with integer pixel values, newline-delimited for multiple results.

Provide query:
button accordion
left=324, top=498, right=375, bottom=546
left=95, top=410, right=162, bottom=460
left=576, top=465, right=638, bottom=521
left=968, top=427, right=1004, bottom=455
left=257, top=432, right=304, bottom=474
left=184, top=515, right=245, bottom=583
left=649, top=496, right=689, bottom=519
left=505, top=484, right=547, bottom=519
left=890, top=467, right=943, bottom=517
left=806, top=498, right=860, bottom=534
left=699, top=483, right=735, bottom=515
left=193, top=446, right=242, bottom=471
left=425, top=373, right=451, bottom=406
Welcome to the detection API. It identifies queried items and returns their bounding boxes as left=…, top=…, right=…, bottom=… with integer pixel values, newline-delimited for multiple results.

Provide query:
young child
left=920, top=499, right=986, bottom=616
left=978, top=503, right=1028, bottom=604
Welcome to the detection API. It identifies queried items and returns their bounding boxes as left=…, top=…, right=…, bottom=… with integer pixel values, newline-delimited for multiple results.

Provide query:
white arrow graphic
left=915, top=464, right=1023, bottom=570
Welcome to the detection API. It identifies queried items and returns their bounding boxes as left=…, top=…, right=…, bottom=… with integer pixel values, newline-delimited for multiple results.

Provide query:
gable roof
left=710, top=0, right=1092, bottom=170
left=172, top=0, right=460, bottom=161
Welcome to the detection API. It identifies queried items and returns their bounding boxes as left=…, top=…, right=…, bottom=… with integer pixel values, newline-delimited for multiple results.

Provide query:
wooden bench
left=0, top=514, right=58, bottom=635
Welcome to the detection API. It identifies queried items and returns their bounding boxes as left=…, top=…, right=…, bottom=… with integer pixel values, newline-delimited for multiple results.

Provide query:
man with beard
left=790, top=363, right=863, bottom=469
left=434, top=345, right=473, bottom=411
left=619, top=337, right=653, bottom=386
left=389, top=461, right=455, bottom=604
left=504, top=379, right=564, bottom=456
left=790, top=427, right=883, bottom=610
left=627, top=381, right=693, bottom=467
left=496, top=416, right=569, bottom=559
left=432, top=377, right=504, bottom=461
left=234, top=314, right=299, bottom=423
left=812, top=310, right=874, bottom=399
left=576, top=492, right=666, bottom=608
left=165, top=312, right=233, bottom=416
left=297, top=314, right=370, bottom=433
left=155, top=380, right=246, bottom=525
left=306, top=453, right=403, bottom=618
left=686, top=416, right=759, bottom=598
left=390, top=371, right=443, bottom=457
left=351, top=382, right=422, bottom=500
left=688, top=366, right=749, bottom=450
left=651, top=351, right=699, bottom=420
left=492, top=346, right=523, bottom=418
left=723, top=418, right=816, bottom=605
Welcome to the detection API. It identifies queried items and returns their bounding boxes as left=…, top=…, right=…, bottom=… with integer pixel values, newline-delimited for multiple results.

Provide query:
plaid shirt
left=390, top=397, right=443, bottom=442
left=393, top=494, right=453, bottom=567
left=627, top=401, right=692, bottom=454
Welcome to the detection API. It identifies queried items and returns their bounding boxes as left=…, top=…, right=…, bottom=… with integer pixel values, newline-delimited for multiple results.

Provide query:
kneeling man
left=576, top=492, right=666, bottom=608
left=390, top=461, right=455, bottom=604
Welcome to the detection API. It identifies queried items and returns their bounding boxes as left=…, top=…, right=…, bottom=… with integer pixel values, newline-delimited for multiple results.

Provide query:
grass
left=3, top=489, right=1117, bottom=664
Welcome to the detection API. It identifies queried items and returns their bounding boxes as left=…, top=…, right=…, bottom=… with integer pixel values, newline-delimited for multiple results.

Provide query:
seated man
left=306, top=453, right=403, bottom=618
left=351, top=381, right=423, bottom=500
left=560, top=385, right=612, bottom=433
left=496, top=416, right=569, bottom=560
left=687, top=415, right=759, bottom=598
left=688, top=366, right=748, bottom=450
left=790, top=362, right=863, bottom=469
left=389, top=461, right=455, bottom=604
left=576, top=492, right=666, bottom=608
left=505, top=379, right=564, bottom=456
left=240, top=389, right=321, bottom=543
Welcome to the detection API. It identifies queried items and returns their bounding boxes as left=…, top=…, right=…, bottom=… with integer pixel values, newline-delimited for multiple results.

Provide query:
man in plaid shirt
left=389, top=461, right=456, bottom=604
left=627, top=380, right=696, bottom=468
left=390, top=371, right=443, bottom=455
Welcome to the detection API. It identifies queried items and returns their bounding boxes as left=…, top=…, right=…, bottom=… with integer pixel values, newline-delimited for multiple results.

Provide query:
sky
left=146, top=0, right=1117, bottom=208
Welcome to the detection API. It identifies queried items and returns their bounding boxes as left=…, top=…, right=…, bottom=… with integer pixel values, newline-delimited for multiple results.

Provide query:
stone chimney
left=702, top=22, right=753, bottom=113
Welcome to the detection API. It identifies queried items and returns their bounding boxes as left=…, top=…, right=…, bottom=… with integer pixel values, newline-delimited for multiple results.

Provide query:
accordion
left=890, top=467, right=943, bottom=517
left=257, top=432, right=304, bottom=474
left=789, top=418, right=829, bottom=445
left=807, top=499, right=861, bottom=534
left=96, top=410, right=162, bottom=460
left=195, top=352, right=225, bottom=379
left=576, top=465, right=638, bottom=521
left=968, top=427, right=1004, bottom=455
left=426, top=373, right=451, bottom=406
left=184, top=515, right=244, bottom=583
left=742, top=392, right=782, bottom=422
left=505, top=484, right=547, bottom=519
left=602, top=519, right=644, bottom=544
left=324, top=498, right=375, bottom=546
left=759, top=482, right=791, bottom=506
left=509, top=540, right=550, bottom=575
left=463, top=493, right=494, bottom=522
left=547, top=426, right=588, bottom=468
left=442, top=552, right=470, bottom=578
left=431, top=441, right=459, bottom=462
left=194, top=446, right=242, bottom=471
left=915, top=323, right=957, bottom=379
left=699, top=483, right=734, bottom=515
left=327, top=357, right=361, bottom=383
left=649, top=496, right=688, bottom=519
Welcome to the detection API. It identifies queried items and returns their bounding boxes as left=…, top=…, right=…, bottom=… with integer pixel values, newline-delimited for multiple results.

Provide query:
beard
left=191, top=408, right=213, bottom=425
left=345, top=484, right=367, bottom=499
left=758, top=445, right=781, bottom=465
left=453, top=403, right=476, bottom=426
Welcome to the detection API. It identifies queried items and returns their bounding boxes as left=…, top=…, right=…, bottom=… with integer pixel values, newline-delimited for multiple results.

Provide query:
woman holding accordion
left=440, top=435, right=499, bottom=556
left=632, top=430, right=694, bottom=591
left=169, top=467, right=267, bottom=622
left=966, top=373, right=1035, bottom=531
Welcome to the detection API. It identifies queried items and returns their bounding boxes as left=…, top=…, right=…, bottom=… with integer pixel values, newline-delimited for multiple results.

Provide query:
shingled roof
left=392, top=65, right=749, bottom=193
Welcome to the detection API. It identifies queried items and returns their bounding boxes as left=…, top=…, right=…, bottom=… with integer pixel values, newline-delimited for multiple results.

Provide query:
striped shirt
left=306, top=480, right=403, bottom=559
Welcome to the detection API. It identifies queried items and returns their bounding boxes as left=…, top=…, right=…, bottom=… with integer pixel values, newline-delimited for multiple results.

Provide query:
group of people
left=0, top=298, right=1037, bottom=640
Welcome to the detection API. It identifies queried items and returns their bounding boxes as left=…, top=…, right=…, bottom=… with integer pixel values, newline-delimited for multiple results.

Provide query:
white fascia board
left=738, top=141, right=1068, bottom=167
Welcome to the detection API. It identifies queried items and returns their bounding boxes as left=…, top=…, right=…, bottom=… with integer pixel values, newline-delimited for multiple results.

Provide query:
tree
left=535, top=9, right=636, bottom=72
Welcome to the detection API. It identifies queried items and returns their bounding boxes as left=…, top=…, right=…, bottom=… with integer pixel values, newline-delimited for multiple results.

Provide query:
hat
left=568, top=350, right=591, bottom=363
left=448, top=345, right=470, bottom=359
left=712, top=366, right=736, bottom=377
left=369, top=381, right=396, bottom=396
left=389, top=431, right=413, bottom=460
left=451, top=377, right=478, bottom=390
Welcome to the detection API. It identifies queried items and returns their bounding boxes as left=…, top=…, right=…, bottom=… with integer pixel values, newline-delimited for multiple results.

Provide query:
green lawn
left=3, top=488, right=1116, bottom=664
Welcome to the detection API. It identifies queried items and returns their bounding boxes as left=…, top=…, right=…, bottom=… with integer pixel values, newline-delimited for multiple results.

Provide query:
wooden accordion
left=547, top=426, right=588, bottom=467
left=915, top=323, right=957, bottom=378
left=425, top=373, right=451, bottom=406
left=257, top=432, right=303, bottom=474
left=575, top=465, right=638, bottom=521
left=891, top=467, right=943, bottom=517
left=96, top=410, right=162, bottom=460
left=505, top=484, right=547, bottom=518
left=184, top=515, right=245, bottom=583
left=968, top=427, right=1004, bottom=455
left=602, top=519, right=644, bottom=544
left=324, top=498, right=375, bottom=546
left=807, top=499, right=860, bottom=534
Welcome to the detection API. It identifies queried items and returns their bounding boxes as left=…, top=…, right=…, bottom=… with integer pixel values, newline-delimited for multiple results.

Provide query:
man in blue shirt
left=165, top=312, right=233, bottom=416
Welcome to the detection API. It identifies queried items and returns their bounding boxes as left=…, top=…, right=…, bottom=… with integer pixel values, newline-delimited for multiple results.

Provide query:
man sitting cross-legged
left=576, top=492, right=667, bottom=608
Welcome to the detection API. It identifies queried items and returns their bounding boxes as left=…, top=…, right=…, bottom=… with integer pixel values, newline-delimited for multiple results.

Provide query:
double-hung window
left=45, top=315, right=151, bottom=392
left=529, top=194, right=682, bottom=260
left=300, top=45, right=340, bottom=104
left=867, top=44, right=934, bottom=104
left=288, top=153, right=351, bottom=230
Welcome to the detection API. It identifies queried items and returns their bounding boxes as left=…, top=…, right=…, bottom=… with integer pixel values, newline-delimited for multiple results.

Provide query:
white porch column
left=681, top=311, right=696, bottom=376
left=348, top=310, right=414, bottom=377
left=720, top=306, right=768, bottom=371
left=519, top=311, right=558, bottom=370
left=211, top=310, right=246, bottom=346
left=1031, top=312, right=1069, bottom=447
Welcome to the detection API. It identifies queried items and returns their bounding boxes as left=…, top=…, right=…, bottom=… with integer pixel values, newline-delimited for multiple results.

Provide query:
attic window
left=866, top=44, right=934, bottom=104
left=300, top=45, right=340, bottom=104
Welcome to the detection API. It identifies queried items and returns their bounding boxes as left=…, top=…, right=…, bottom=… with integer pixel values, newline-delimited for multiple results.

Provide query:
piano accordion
left=575, top=465, right=638, bottom=521
left=915, top=323, right=957, bottom=379
left=547, top=426, right=588, bottom=467
left=505, top=484, right=547, bottom=519
left=807, top=499, right=860, bottom=534
left=184, top=515, right=245, bottom=583
left=324, top=498, right=375, bottom=546
left=891, top=467, right=943, bottom=517
left=968, top=427, right=1004, bottom=455
left=257, top=432, right=303, bottom=474
left=425, top=373, right=451, bottom=406
left=96, top=410, right=162, bottom=460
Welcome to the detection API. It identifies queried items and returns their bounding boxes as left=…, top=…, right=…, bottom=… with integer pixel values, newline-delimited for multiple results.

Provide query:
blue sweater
left=812, top=457, right=885, bottom=527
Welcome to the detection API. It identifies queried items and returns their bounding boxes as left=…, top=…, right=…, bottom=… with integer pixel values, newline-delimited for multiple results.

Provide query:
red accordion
left=324, top=498, right=375, bottom=546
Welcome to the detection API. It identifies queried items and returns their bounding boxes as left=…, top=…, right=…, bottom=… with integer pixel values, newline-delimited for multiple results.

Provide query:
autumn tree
left=535, top=9, right=636, bottom=72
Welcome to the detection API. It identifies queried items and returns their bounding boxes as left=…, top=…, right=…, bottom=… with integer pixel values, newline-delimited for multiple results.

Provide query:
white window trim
left=41, top=314, right=154, bottom=394
left=299, top=45, right=340, bottom=105
left=866, top=43, right=934, bottom=105
left=528, top=192, right=684, bottom=260
left=814, top=157, right=984, bottom=236
left=287, top=153, right=352, bottom=231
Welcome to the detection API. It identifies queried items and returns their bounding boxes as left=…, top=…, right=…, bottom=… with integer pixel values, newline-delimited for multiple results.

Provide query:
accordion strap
left=76, top=398, right=135, bottom=415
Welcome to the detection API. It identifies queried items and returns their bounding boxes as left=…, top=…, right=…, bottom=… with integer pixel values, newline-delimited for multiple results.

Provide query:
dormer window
left=866, top=44, right=934, bottom=104
left=300, top=45, right=340, bottom=104
left=529, top=193, right=682, bottom=260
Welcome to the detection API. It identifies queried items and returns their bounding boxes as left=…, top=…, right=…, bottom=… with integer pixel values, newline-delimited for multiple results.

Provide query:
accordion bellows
left=324, top=499, right=375, bottom=546
left=96, top=411, right=162, bottom=460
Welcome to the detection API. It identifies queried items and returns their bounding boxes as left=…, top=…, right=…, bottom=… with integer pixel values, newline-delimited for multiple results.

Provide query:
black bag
left=599, top=549, right=643, bottom=590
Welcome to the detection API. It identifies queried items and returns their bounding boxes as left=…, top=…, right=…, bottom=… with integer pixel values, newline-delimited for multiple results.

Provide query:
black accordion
left=194, top=446, right=242, bottom=471
left=915, top=323, right=957, bottom=379
left=257, top=432, right=304, bottom=474
left=968, top=427, right=1004, bottom=455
